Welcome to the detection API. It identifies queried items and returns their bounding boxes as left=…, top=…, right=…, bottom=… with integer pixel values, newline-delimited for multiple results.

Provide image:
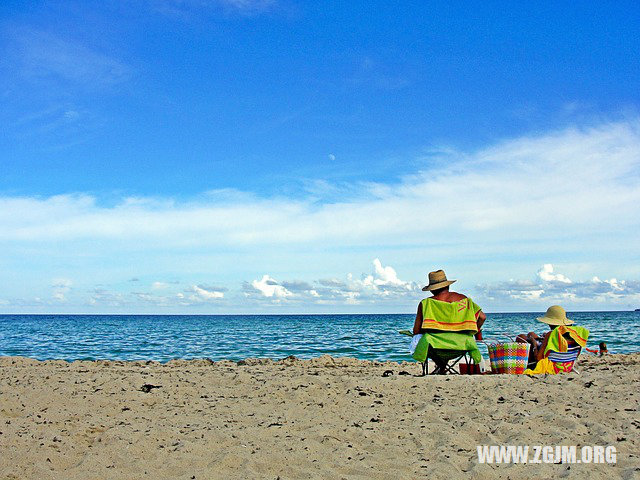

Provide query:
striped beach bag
left=486, top=342, right=530, bottom=374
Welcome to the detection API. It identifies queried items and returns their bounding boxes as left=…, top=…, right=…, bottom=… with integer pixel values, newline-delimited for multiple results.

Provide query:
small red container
left=459, top=363, right=481, bottom=375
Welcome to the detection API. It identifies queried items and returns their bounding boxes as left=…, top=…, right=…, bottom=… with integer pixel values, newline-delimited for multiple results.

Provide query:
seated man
left=410, top=270, right=486, bottom=369
left=412, top=269, right=486, bottom=339
left=517, top=305, right=589, bottom=366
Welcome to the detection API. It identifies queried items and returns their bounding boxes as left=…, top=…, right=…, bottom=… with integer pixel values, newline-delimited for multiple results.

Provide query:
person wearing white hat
left=516, top=305, right=578, bottom=364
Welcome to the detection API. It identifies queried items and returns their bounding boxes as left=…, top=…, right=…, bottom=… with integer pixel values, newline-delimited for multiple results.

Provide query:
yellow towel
left=523, top=358, right=556, bottom=375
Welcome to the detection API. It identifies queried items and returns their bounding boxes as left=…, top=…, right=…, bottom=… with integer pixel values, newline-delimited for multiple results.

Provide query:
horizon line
left=2, top=309, right=637, bottom=316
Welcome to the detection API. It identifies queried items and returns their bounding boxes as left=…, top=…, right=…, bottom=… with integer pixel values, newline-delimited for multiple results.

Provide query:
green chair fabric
left=412, top=331, right=483, bottom=365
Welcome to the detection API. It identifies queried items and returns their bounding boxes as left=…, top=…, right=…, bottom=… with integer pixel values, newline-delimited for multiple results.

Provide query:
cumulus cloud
left=249, top=275, right=293, bottom=299
left=246, top=259, right=420, bottom=305
left=537, top=264, right=572, bottom=283
left=190, top=284, right=225, bottom=300
left=364, top=258, right=413, bottom=289
left=1, top=120, right=639, bottom=312
left=343, top=259, right=419, bottom=302
left=4, top=260, right=639, bottom=312
left=476, top=264, right=640, bottom=306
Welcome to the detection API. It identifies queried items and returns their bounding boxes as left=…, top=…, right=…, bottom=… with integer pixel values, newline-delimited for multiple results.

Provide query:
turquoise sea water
left=0, top=312, right=638, bottom=363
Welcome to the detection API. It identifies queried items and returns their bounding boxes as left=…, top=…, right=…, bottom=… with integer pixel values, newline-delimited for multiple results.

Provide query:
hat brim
left=536, top=316, right=574, bottom=326
left=422, top=279, right=456, bottom=291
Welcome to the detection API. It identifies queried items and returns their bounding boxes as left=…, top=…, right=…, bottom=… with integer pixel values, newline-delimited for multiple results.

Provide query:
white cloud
left=477, top=264, right=640, bottom=307
left=1, top=120, right=638, bottom=254
left=246, top=259, right=419, bottom=306
left=537, top=264, right=572, bottom=283
left=342, top=259, right=420, bottom=302
left=366, top=258, right=411, bottom=288
left=87, top=284, right=225, bottom=308
left=191, top=284, right=225, bottom=300
left=1, top=120, right=639, bottom=312
left=592, top=276, right=626, bottom=292
left=3, top=260, right=639, bottom=313
left=250, top=275, right=293, bottom=299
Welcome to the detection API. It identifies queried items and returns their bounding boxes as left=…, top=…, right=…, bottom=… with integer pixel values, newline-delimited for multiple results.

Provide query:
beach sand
left=0, top=354, right=638, bottom=480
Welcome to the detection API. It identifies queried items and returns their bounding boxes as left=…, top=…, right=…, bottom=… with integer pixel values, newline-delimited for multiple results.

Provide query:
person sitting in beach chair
left=409, top=270, right=486, bottom=375
left=517, top=305, right=589, bottom=375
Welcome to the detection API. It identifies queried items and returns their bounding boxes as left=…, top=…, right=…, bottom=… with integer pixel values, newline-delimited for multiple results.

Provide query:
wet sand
left=0, top=354, right=638, bottom=479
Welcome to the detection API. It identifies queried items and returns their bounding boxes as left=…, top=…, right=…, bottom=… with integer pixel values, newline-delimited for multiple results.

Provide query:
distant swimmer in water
left=599, top=341, right=608, bottom=355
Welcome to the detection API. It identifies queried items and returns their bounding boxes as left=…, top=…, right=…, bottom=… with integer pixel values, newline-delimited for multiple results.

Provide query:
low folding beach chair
left=400, top=329, right=482, bottom=376
left=423, top=348, right=473, bottom=375
left=416, top=331, right=481, bottom=376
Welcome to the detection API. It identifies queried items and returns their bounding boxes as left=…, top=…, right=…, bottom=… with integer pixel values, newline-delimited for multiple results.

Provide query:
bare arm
left=535, top=331, right=552, bottom=361
left=412, top=302, right=423, bottom=335
left=475, top=310, right=486, bottom=340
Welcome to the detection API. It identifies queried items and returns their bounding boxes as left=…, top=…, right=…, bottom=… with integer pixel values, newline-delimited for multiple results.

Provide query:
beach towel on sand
left=420, top=297, right=481, bottom=334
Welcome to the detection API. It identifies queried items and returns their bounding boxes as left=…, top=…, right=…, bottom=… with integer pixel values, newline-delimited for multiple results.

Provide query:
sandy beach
left=1, top=354, right=638, bottom=480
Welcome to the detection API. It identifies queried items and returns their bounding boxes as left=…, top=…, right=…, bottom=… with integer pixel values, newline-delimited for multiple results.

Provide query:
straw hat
left=536, top=305, right=574, bottom=326
left=422, top=269, right=456, bottom=291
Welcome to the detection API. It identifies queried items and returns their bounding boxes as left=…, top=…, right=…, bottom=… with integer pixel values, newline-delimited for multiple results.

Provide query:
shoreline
left=1, top=354, right=638, bottom=479
left=1, top=350, right=639, bottom=365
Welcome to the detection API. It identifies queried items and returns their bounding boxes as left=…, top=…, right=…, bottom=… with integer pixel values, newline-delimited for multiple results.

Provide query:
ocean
left=1, top=311, right=638, bottom=363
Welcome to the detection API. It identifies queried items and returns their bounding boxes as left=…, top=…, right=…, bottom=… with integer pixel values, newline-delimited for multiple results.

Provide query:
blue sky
left=1, top=0, right=639, bottom=313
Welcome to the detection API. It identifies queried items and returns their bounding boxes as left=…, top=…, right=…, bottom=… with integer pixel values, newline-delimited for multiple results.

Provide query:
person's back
left=412, top=269, right=486, bottom=340
left=409, top=269, right=486, bottom=368
left=431, top=289, right=467, bottom=303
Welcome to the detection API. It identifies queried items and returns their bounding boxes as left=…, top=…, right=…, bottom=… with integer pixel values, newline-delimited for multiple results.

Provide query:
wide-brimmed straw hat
left=422, top=269, right=456, bottom=291
left=536, top=305, right=574, bottom=326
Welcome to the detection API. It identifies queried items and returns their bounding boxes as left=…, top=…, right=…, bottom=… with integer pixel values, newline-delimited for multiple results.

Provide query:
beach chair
left=547, top=346, right=582, bottom=374
left=416, top=331, right=482, bottom=376
left=400, top=317, right=482, bottom=376
left=422, top=347, right=473, bottom=375
left=524, top=345, right=583, bottom=375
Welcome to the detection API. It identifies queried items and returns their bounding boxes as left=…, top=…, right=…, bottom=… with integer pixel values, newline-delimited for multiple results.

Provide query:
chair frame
left=527, top=345, right=582, bottom=373
left=547, top=346, right=582, bottom=374
left=422, top=350, right=473, bottom=376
